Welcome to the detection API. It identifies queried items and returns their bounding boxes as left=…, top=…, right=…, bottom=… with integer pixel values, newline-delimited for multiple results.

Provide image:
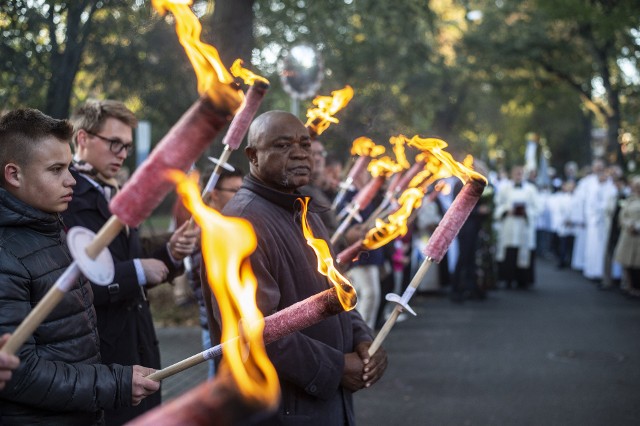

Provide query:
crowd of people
left=286, top=141, right=640, bottom=320
left=0, top=104, right=386, bottom=425
left=1, top=100, right=638, bottom=425
left=416, top=158, right=639, bottom=302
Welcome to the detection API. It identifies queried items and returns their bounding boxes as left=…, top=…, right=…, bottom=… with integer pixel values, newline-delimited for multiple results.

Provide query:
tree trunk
left=44, top=2, right=96, bottom=118
left=606, top=89, right=624, bottom=168
left=45, top=49, right=83, bottom=118
left=208, top=0, right=255, bottom=69
left=588, top=31, right=624, bottom=167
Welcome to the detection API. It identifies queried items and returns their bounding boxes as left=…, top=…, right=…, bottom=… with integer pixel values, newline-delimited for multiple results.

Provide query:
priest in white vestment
left=582, top=168, right=618, bottom=280
left=494, top=166, right=540, bottom=288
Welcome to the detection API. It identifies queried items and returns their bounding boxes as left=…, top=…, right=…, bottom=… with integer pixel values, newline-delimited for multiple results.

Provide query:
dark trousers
left=556, top=235, right=574, bottom=268
left=498, top=247, right=531, bottom=288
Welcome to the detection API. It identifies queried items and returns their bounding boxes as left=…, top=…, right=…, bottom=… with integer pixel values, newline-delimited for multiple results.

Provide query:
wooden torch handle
left=147, top=353, right=207, bottom=382
left=368, top=258, right=433, bottom=356
left=85, top=216, right=123, bottom=259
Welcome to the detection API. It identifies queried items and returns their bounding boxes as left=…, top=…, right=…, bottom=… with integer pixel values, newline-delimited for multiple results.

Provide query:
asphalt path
left=157, top=258, right=640, bottom=425
left=354, top=259, right=640, bottom=426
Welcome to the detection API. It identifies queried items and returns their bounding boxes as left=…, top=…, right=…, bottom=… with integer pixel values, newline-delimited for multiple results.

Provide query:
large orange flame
left=298, top=198, right=357, bottom=310
left=152, top=0, right=243, bottom=114
left=350, top=136, right=386, bottom=157
left=305, top=85, right=354, bottom=136
left=408, top=136, right=487, bottom=184
left=166, top=170, right=279, bottom=409
left=231, top=59, right=270, bottom=86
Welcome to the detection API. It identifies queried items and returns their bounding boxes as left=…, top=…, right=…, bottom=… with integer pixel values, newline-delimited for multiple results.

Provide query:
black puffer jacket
left=0, top=188, right=133, bottom=426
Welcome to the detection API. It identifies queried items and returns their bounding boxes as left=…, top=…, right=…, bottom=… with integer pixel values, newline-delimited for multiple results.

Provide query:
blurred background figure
left=301, top=139, right=339, bottom=235
left=613, top=175, right=640, bottom=297
left=550, top=180, right=577, bottom=269
left=602, top=170, right=627, bottom=290
left=564, top=161, right=579, bottom=183
left=570, top=159, right=610, bottom=274
left=494, top=165, right=540, bottom=289
left=535, top=182, right=554, bottom=260
left=581, top=160, right=617, bottom=282
left=323, top=152, right=344, bottom=200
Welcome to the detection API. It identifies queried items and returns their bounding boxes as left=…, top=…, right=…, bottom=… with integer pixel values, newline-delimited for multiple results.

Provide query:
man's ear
left=245, top=146, right=258, bottom=167
left=75, top=129, right=89, bottom=150
left=3, top=163, right=21, bottom=189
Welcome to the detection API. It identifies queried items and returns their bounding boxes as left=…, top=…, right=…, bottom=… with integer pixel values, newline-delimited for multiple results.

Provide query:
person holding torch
left=61, top=100, right=199, bottom=425
left=209, top=110, right=387, bottom=426
left=0, top=109, right=159, bottom=426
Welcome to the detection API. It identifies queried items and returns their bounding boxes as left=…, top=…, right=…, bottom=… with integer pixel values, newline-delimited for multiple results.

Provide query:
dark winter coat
left=0, top=188, right=133, bottom=426
left=216, top=174, right=373, bottom=426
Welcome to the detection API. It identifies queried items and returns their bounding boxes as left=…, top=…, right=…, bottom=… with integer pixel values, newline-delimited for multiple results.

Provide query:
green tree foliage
left=463, top=0, right=640, bottom=168
left=78, top=2, right=199, bottom=142
left=2, top=0, right=638, bottom=174
left=0, top=1, right=139, bottom=118
left=252, top=0, right=469, bottom=160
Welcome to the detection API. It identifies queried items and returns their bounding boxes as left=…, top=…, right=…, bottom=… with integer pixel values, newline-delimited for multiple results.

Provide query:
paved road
left=157, top=259, right=640, bottom=425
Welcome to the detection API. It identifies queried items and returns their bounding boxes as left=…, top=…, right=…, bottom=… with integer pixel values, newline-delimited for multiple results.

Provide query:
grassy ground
left=148, top=279, right=201, bottom=327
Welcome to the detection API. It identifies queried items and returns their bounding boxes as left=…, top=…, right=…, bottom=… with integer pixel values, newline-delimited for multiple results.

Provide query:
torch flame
left=231, top=59, right=270, bottom=86
left=167, top=170, right=279, bottom=409
left=366, top=134, right=411, bottom=179
left=408, top=169, right=431, bottom=189
left=152, top=0, right=243, bottom=114
left=298, top=197, right=357, bottom=311
left=368, top=156, right=406, bottom=178
left=305, top=85, right=354, bottom=136
left=408, top=136, right=487, bottom=184
left=350, top=136, right=386, bottom=157
left=389, top=135, right=411, bottom=170
left=409, top=154, right=456, bottom=191
left=359, top=140, right=486, bottom=252
left=362, top=187, right=424, bottom=250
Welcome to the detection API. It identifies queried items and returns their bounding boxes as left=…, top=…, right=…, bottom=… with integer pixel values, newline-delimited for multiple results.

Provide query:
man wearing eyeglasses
left=61, top=99, right=198, bottom=425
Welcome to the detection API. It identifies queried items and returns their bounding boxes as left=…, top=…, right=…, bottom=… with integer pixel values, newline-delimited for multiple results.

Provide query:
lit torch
left=336, top=187, right=425, bottom=265
left=331, top=137, right=385, bottom=210
left=131, top=170, right=278, bottom=425
left=203, top=60, right=270, bottom=194
left=112, top=0, right=243, bottom=228
left=334, top=153, right=444, bottom=266
left=143, top=198, right=357, bottom=388
left=305, top=85, right=354, bottom=138
left=367, top=137, right=487, bottom=356
left=330, top=154, right=405, bottom=246
left=357, top=135, right=421, bottom=229
left=0, top=0, right=242, bottom=357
